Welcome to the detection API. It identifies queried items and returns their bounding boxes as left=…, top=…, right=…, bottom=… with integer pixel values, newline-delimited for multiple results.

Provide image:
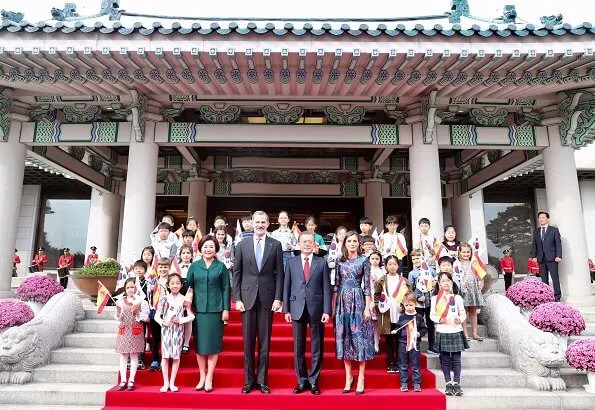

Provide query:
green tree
left=485, top=204, right=533, bottom=274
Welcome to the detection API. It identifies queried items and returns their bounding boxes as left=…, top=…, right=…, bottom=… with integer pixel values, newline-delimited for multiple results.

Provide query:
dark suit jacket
left=232, top=235, right=284, bottom=311
left=531, top=225, right=562, bottom=262
left=282, top=254, right=331, bottom=321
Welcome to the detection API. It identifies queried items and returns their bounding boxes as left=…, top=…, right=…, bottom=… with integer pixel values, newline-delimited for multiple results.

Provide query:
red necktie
left=304, top=257, right=310, bottom=282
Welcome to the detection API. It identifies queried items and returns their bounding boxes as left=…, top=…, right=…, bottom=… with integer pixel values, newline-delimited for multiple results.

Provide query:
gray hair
left=252, top=210, right=269, bottom=221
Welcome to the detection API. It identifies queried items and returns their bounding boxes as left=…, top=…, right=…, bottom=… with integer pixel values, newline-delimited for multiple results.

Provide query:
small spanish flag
left=174, top=225, right=185, bottom=238
left=96, top=280, right=111, bottom=314
left=392, top=276, right=409, bottom=304
left=406, top=318, right=418, bottom=352
left=192, top=226, right=203, bottom=255
left=170, top=258, right=182, bottom=275
left=471, top=251, right=487, bottom=280
left=433, top=243, right=449, bottom=261
left=152, top=285, right=161, bottom=310
left=291, top=221, right=301, bottom=242
left=435, top=289, right=450, bottom=321
left=393, top=236, right=408, bottom=260
left=184, top=287, right=193, bottom=308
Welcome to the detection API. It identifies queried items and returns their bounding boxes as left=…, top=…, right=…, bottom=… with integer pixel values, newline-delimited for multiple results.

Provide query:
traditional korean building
left=1, top=0, right=594, bottom=303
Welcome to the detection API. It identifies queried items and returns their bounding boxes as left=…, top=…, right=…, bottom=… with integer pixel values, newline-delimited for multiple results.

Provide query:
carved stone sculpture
left=479, top=294, right=567, bottom=391
left=0, top=292, right=85, bottom=384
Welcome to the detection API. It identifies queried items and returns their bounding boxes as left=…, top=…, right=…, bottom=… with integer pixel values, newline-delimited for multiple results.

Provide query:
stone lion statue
left=0, top=292, right=85, bottom=384
left=479, top=294, right=567, bottom=391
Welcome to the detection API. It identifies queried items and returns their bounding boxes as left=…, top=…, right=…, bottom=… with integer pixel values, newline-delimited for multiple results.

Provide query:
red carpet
left=103, top=310, right=445, bottom=409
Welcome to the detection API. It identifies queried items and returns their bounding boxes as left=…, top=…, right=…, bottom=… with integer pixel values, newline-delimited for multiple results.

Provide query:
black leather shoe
left=259, top=384, right=271, bottom=394
left=241, top=383, right=254, bottom=394
left=311, top=385, right=321, bottom=395
left=293, top=384, right=306, bottom=394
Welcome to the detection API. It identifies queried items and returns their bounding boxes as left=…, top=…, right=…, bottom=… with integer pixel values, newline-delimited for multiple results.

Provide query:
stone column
left=543, top=126, right=591, bottom=301
left=451, top=190, right=488, bottom=260
left=188, top=177, right=208, bottom=233
left=0, top=122, right=27, bottom=298
left=363, top=178, right=385, bottom=233
left=86, top=188, right=121, bottom=260
left=580, top=180, right=595, bottom=260
left=119, top=123, right=158, bottom=265
left=409, top=124, right=444, bottom=240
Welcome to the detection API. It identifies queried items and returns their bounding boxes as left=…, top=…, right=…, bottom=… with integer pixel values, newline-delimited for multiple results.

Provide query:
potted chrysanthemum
left=506, top=278, right=555, bottom=318
left=70, top=258, right=120, bottom=299
left=529, top=302, right=585, bottom=350
left=566, top=339, right=595, bottom=393
left=0, top=300, right=35, bottom=333
left=15, top=275, right=64, bottom=314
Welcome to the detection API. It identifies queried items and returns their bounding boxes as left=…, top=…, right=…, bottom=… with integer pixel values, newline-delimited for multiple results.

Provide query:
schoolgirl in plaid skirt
left=430, top=269, right=468, bottom=397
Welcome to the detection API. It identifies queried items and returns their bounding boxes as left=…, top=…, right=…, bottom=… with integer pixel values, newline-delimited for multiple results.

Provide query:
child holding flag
left=458, top=243, right=485, bottom=341
left=327, top=226, right=346, bottom=286
left=374, top=255, right=409, bottom=373
left=177, top=245, right=194, bottom=354
left=148, top=258, right=171, bottom=371
left=430, top=271, right=468, bottom=396
left=418, top=218, right=441, bottom=269
left=155, top=273, right=195, bottom=392
left=408, top=249, right=439, bottom=354
left=394, top=292, right=427, bottom=392
left=368, top=251, right=385, bottom=354
left=115, top=278, right=150, bottom=391
left=379, top=215, right=408, bottom=260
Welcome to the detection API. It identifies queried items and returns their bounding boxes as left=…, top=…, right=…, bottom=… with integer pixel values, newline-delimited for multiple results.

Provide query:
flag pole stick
left=390, top=318, right=415, bottom=334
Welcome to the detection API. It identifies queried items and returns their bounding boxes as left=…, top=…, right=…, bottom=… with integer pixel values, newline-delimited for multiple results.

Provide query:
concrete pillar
left=120, top=123, right=159, bottom=265
left=451, top=190, right=488, bottom=261
left=86, top=188, right=121, bottom=260
left=15, top=185, right=41, bottom=277
left=363, top=178, right=385, bottom=233
left=579, top=180, right=595, bottom=261
left=534, top=188, right=548, bottom=218
left=188, top=178, right=208, bottom=233
left=409, top=124, right=444, bottom=240
left=0, top=122, right=27, bottom=298
left=543, top=126, right=591, bottom=300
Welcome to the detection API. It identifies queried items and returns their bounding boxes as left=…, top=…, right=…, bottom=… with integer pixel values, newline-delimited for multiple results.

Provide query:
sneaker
left=387, top=365, right=395, bottom=374
left=149, top=361, right=160, bottom=372
left=427, top=348, right=440, bottom=355
left=400, top=385, right=408, bottom=392
left=414, top=385, right=422, bottom=392
left=137, top=361, right=145, bottom=370
left=452, top=382, right=463, bottom=396
left=445, top=382, right=454, bottom=396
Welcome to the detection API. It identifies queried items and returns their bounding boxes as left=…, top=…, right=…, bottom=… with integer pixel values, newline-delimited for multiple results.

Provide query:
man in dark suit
left=232, top=211, right=284, bottom=394
left=531, top=211, right=563, bottom=301
left=283, top=232, right=332, bottom=395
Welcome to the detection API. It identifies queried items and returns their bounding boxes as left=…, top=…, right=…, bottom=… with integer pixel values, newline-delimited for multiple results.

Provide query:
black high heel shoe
left=342, top=377, right=354, bottom=394
left=355, top=379, right=365, bottom=395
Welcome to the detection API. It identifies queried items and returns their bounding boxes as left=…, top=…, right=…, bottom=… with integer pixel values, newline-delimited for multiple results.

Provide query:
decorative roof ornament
left=502, top=5, right=517, bottom=24
left=540, top=14, right=563, bottom=26
left=449, top=0, right=470, bottom=23
left=0, top=10, right=24, bottom=24
left=51, top=3, right=78, bottom=21
left=100, top=1, right=121, bottom=20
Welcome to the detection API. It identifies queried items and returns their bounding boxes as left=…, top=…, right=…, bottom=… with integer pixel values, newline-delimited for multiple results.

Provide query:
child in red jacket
left=499, top=249, right=515, bottom=290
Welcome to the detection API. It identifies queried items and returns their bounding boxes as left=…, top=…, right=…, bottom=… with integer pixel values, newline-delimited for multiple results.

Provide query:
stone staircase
left=0, top=301, right=118, bottom=409
left=435, top=287, right=595, bottom=410
left=1, top=288, right=595, bottom=409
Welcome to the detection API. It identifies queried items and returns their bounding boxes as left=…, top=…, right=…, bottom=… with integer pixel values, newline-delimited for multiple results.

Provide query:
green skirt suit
left=185, top=258, right=230, bottom=355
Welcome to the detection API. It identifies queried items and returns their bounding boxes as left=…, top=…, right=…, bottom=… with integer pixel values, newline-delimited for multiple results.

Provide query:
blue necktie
left=255, top=238, right=263, bottom=270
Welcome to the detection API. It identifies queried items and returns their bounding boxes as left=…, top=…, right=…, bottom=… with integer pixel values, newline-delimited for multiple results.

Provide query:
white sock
left=119, top=355, right=128, bottom=383
left=129, top=354, right=139, bottom=382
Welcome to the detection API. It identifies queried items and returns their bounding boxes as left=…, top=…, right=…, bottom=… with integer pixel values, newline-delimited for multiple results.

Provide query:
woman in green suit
left=185, top=235, right=230, bottom=392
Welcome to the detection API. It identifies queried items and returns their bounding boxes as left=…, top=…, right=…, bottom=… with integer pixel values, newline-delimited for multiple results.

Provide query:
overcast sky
left=3, top=0, right=593, bottom=24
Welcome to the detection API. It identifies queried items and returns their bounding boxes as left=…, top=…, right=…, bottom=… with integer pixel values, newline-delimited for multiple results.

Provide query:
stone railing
left=479, top=294, right=567, bottom=391
left=0, top=291, right=85, bottom=384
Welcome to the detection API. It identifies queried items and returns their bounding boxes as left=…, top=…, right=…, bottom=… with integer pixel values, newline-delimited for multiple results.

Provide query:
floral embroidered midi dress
left=334, top=255, right=375, bottom=361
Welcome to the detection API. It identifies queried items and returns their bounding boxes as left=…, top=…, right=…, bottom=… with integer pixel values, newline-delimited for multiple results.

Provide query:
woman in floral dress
left=333, top=231, right=374, bottom=395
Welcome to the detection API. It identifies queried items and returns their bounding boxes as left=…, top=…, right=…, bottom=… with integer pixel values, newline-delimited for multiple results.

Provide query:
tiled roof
left=1, top=19, right=594, bottom=37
